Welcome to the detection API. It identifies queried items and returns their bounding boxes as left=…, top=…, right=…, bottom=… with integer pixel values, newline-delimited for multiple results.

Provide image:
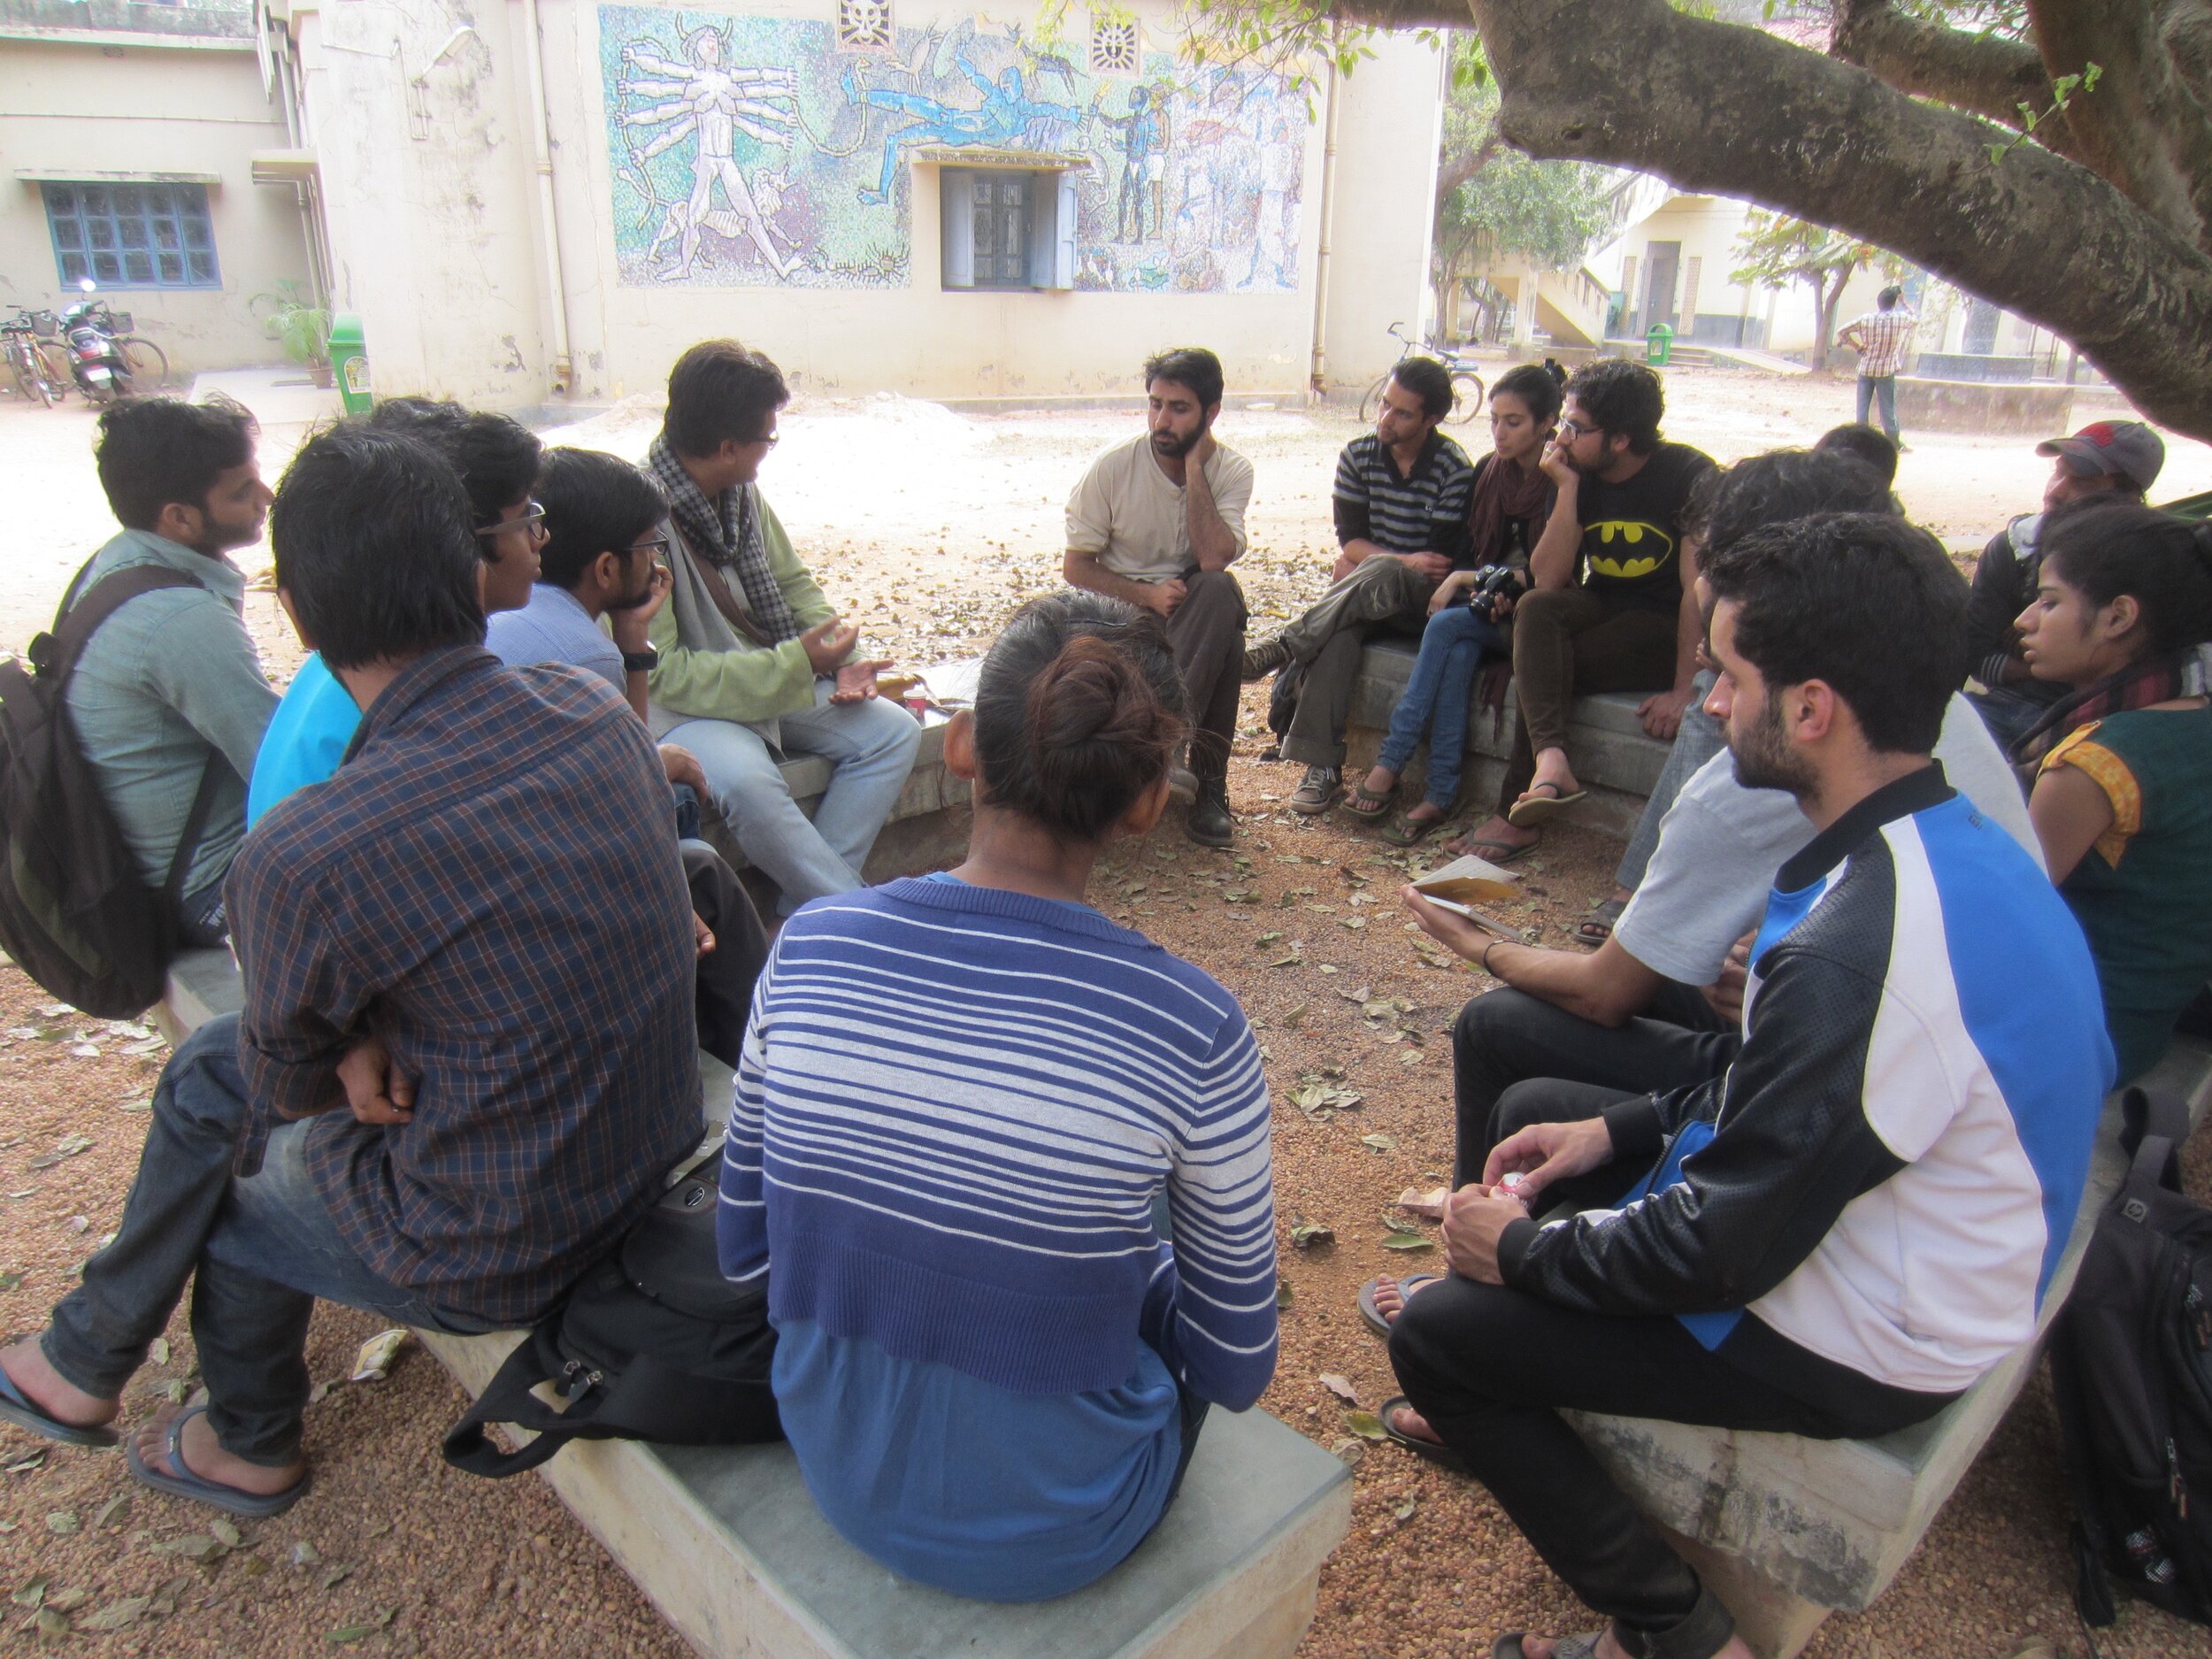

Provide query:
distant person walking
left=1836, top=286, right=1916, bottom=447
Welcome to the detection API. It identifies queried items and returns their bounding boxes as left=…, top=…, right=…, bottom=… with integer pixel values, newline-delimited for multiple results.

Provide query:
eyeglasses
left=627, top=534, right=671, bottom=557
left=479, top=503, right=549, bottom=544
left=749, top=433, right=780, bottom=449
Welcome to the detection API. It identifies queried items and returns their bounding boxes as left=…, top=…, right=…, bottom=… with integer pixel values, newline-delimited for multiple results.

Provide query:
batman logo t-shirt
left=1574, top=442, right=1717, bottom=613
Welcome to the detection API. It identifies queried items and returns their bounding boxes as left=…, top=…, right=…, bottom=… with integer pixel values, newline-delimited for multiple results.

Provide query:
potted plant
left=250, top=280, right=334, bottom=388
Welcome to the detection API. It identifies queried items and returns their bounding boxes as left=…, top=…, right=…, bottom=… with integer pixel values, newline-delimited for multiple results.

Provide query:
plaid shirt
left=227, top=648, right=700, bottom=1324
left=1847, top=306, right=1917, bottom=379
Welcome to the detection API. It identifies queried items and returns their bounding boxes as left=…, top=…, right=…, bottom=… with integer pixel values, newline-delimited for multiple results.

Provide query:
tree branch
left=1466, top=0, right=2212, bottom=439
left=2029, top=0, right=2212, bottom=246
left=1829, top=0, right=2060, bottom=140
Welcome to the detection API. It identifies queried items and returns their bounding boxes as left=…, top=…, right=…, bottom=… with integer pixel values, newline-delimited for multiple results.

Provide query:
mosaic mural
left=597, top=8, right=1305, bottom=292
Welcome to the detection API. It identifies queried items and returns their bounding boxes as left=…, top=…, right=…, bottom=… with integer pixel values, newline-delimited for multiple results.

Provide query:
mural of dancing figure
left=841, top=43, right=1083, bottom=205
left=618, top=27, right=801, bottom=279
left=1094, top=84, right=1166, bottom=242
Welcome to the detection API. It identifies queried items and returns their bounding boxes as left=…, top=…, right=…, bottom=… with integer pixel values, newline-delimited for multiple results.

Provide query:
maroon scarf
left=1468, top=450, right=1555, bottom=570
left=2013, top=644, right=2212, bottom=768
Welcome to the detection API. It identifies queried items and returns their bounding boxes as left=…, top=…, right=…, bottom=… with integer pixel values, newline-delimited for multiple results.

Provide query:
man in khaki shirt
left=1064, top=348, right=1254, bottom=846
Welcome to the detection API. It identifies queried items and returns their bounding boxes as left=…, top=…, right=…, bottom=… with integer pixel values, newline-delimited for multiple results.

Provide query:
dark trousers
left=682, top=840, right=769, bottom=1068
left=1282, top=556, right=1432, bottom=770
left=43, top=1016, right=500, bottom=1465
left=1164, top=570, right=1247, bottom=786
left=1500, top=587, right=1676, bottom=814
left=1452, top=984, right=1735, bottom=1187
left=1388, top=1207, right=1948, bottom=1659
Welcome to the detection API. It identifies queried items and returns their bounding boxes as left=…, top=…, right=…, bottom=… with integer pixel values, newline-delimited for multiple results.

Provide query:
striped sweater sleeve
left=1152, top=1003, right=1278, bottom=1410
left=717, top=942, right=780, bottom=1284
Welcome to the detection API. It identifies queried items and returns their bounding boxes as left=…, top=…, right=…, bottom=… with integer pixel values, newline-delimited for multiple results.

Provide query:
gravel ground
left=3, top=367, right=2209, bottom=1655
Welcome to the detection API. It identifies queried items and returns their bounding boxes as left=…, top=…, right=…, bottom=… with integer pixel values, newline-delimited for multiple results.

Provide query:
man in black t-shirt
left=1450, top=358, right=1714, bottom=863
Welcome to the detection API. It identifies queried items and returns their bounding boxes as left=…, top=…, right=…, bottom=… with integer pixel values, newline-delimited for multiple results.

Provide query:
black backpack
left=0, top=568, right=221, bottom=1018
left=442, top=1154, right=782, bottom=1477
left=2051, top=1086, right=2212, bottom=1628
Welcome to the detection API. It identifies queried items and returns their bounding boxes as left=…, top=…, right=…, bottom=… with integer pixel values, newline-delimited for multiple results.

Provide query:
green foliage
left=1986, top=63, right=2101, bottom=164
left=1730, top=211, right=1901, bottom=368
left=249, top=280, right=331, bottom=368
left=1434, top=40, right=1614, bottom=275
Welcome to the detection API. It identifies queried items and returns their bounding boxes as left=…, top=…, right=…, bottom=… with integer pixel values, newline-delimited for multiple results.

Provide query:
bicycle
left=2, top=308, right=63, bottom=408
left=117, top=332, right=170, bottom=392
left=1357, top=321, right=1486, bottom=426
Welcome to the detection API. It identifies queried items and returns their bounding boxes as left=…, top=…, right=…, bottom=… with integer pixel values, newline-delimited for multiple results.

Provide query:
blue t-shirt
left=485, top=584, right=625, bottom=695
left=245, top=654, right=361, bottom=829
left=763, top=872, right=1186, bottom=1601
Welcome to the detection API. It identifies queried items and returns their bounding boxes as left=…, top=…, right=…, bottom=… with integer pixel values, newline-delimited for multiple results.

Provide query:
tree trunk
left=1815, top=277, right=1850, bottom=374
left=1325, top=0, right=2212, bottom=439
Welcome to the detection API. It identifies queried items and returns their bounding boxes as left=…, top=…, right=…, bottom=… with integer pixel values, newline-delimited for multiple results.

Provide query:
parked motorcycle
left=58, top=279, right=134, bottom=403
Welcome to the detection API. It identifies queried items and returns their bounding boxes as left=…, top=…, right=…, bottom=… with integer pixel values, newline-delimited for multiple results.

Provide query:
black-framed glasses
left=479, top=502, right=549, bottom=543
left=750, top=432, right=780, bottom=449
left=627, top=533, right=672, bottom=557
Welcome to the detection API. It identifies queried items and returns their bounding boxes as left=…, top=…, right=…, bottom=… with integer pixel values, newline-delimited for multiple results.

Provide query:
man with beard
left=1380, top=514, right=2110, bottom=1659
left=1449, top=358, right=1715, bottom=864
left=1240, top=357, right=1477, bottom=818
left=64, top=398, right=278, bottom=947
left=1064, top=347, right=1253, bottom=846
left=488, top=444, right=769, bottom=1066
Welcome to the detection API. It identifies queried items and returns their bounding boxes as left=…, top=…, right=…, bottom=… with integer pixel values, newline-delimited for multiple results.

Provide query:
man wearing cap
left=1965, top=420, right=2165, bottom=753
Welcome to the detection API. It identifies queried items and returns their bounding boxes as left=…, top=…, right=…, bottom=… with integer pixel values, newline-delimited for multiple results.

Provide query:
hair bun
left=1021, top=630, right=1181, bottom=839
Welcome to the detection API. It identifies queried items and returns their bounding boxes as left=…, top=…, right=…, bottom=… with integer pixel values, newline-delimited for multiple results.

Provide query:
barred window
left=43, top=182, right=220, bottom=290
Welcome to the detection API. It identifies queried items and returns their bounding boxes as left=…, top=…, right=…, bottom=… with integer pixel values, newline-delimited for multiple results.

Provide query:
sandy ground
left=2, top=365, right=2209, bottom=1655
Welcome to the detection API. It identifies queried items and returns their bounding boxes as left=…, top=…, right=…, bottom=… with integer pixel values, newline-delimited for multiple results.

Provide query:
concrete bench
left=152, top=942, right=1352, bottom=1659
left=1563, top=1033, right=2212, bottom=1658
left=707, top=718, right=974, bottom=884
left=1342, top=638, right=1671, bottom=836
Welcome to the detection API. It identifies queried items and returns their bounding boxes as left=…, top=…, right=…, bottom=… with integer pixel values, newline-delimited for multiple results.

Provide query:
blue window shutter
left=941, top=170, right=975, bottom=289
left=1025, top=173, right=1055, bottom=288
left=1053, top=171, right=1079, bottom=290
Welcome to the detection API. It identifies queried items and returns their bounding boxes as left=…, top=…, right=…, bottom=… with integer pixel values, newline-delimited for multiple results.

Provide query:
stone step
left=421, top=1326, right=1350, bottom=1659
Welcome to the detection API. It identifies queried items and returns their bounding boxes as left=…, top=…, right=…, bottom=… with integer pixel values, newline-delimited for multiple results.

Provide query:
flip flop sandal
left=1378, top=1394, right=1471, bottom=1474
left=126, top=1404, right=311, bottom=1518
left=1443, top=832, right=1541, bottom=866
left=1575, top=897, right=1627, bottom=947
left=1379, top=810, right=1449, bottom=847
left=1340, top=775, right=1395, bottom=821
left=1492, top=1632, right=1609, bottom=1659
left=1357, top=1273, right=1444, bottom=1339
left=1506, top=781, right=1589, bottom=829
left=0, top=1362, right=119, bottom=1448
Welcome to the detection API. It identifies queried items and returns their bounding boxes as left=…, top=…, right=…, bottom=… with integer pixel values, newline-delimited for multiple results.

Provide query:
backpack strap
left=35, top=565, right=202, bottom=682
left=439, top=1325, right=584, bottom=1479
left=2117, top=1086, right=2192, bottom=1208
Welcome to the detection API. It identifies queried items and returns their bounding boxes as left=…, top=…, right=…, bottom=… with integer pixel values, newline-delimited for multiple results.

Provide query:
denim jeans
left=1615, top=668, right=1722, bottom=891
left=43, top=1015, right=500, bottom=1466
left=1375, top=605, right=1509, bottom=809
left=663, top=680, right=924, bottom=916
left=1855, top=374, right=1900, bottom=442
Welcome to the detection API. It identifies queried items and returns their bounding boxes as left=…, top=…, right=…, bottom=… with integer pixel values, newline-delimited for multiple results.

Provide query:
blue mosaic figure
left=841, top=49, right=1081, bottom=205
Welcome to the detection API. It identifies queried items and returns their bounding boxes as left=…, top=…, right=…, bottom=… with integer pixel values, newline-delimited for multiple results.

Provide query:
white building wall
left=0, top=35, right=312, bottom=372
left=280, top=0, right=1437, bottom=408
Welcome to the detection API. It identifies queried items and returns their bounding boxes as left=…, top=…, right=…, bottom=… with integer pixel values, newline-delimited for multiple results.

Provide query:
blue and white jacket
left=1499, top=765, right=2115, bottom=1396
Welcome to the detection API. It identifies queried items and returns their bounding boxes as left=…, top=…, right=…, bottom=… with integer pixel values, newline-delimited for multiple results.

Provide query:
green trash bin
left=1645, top=322, right=1675, bottom=367
left=327, top=312, right=373, bottom=415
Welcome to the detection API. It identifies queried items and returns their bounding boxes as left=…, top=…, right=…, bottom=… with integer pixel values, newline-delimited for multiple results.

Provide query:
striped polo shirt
left=1332, top=431, right=1477, bottom=559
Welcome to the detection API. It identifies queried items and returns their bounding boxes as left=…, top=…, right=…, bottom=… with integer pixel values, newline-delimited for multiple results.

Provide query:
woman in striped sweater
left=718, top=590, right=1278, bottom=1601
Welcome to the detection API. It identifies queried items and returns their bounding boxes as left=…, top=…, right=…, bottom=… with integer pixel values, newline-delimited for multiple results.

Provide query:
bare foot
left=0, top=1338, right=117, bottom=1432
left=1362, top=764, right=1401, bottom=796
left=1447, top=814, right=1539, bottom=857
left=133, top=1404, right=306, bottom=1499
left=1380, top=1397, right=1446, bottom=1446
left=1528, top=746, right=1582, bottom=799
left=1369, top=1272, right=1442, bottom=1329
left=1609, top=884, right=1632, bottom=906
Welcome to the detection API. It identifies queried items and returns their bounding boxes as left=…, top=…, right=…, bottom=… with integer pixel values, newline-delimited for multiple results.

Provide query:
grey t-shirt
left=1613, top=693, right=2042, bottom=986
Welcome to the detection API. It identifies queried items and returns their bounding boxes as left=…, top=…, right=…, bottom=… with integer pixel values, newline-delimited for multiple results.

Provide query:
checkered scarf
left=647, top=433, right=802, bottom=645
left=2013, top=642, right=2212, bottom=768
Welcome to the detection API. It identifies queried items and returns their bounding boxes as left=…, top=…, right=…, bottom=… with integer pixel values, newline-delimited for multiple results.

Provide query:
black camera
left=1471, top=564, right=1518, bottom=601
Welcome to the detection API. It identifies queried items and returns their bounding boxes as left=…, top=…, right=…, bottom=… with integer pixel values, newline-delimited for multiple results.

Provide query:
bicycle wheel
left=1357, top=372, right=1391, bottom=425
left=119, top=337, right=169, bottom=391
left=35, top=342, right=73, bottom=399
left=9, top=343, right=53, bottom=408
left=1448, top=369, right=1485, bottom=423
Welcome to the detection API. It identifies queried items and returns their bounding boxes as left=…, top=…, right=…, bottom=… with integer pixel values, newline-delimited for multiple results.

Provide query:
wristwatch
left=621, top=647, right=660, bottom=673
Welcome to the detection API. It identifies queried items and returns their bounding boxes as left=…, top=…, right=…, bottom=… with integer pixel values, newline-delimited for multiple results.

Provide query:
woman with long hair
left=718, top=591, right=1277, bottom=1600
left=1343, top=363, right=1563, bottom=843
left=2016, top=498, right=2212, bottom=1083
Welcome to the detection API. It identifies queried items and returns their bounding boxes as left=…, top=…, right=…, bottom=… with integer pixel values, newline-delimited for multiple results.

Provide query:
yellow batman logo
left=1584, top=520, right=1675, bottom=582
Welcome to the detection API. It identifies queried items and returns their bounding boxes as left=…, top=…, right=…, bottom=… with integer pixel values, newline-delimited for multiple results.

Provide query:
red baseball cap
left=2036, top=421, right=2165, bottom=493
